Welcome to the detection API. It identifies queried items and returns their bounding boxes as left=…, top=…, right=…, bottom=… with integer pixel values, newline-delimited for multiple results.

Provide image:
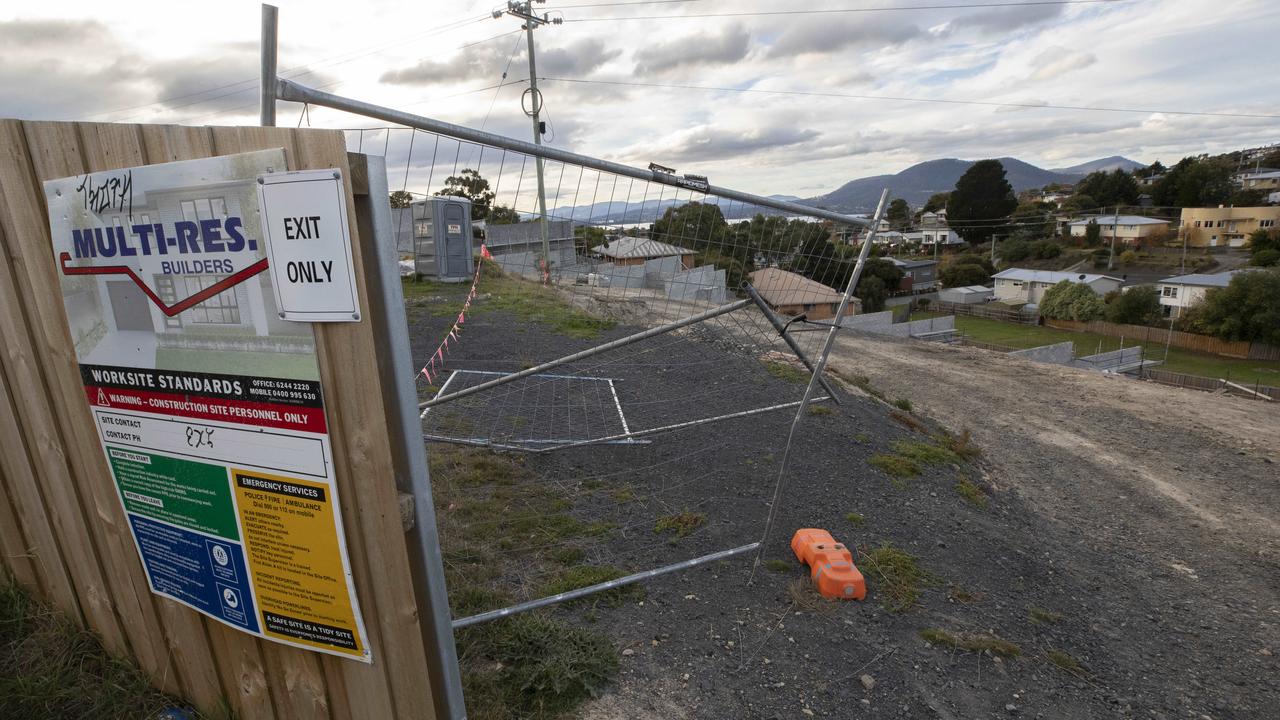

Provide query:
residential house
left=591, top=236, right=697, bottom=269
left=992, top=268, right=1123, bottom=305
left=1237, top=170, right=1280, bottom=193
left=887, top=257, right=938, bottom=292
left=1178, top=206, right=1280, bottom=248
left=1068, top=214, right=1170, bottom=246
left=748, top=267, right=861, bottom=320
left=937, top=285, right=993, bottom=304
left=1156, top=271, right=1243, bottom=318
left=916, top=210, right=964, bottom=247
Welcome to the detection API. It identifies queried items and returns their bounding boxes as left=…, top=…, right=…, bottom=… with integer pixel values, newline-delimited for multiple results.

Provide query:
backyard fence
left=0, top=120, right=451, bottom=719
left=931, top=300, right=1039, bottom=324
left=1141, top=368, right=1279, bottom=400
left=1044, top=318, right=1280, bottom=360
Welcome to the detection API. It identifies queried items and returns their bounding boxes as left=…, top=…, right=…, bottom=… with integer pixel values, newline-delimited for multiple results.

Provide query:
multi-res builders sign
left=43, top=150, right=372, bottom=662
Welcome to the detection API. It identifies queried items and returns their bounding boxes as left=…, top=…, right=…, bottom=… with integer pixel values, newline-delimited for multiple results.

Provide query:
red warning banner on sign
left=85, top=386, right=327, bottom=433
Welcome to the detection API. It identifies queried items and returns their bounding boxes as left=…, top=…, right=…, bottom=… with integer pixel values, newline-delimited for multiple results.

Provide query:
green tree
left=1084, top=220, right=1102, bottom=247
left=435, top=168, right=496, bottom=220
left=854, top=258, right=905, bottom=313
left=1181, top=269, right=1280, bottom=344
left=1105, top=285, right=1162, bottom=325
left=389, top=190, right=413, bottom=208
left=937, top=254, right=994, bottom=288
left=1033, top=240, right=1062, bottom=259
left=1151, top=156, right=1235, bottom=208
left=886, top=198, right=912, bottom=231
left=1039, top=280, right=1105, bottom=321
left=652, top=201, right=731, bottom=251
left=946, top=160, right=1018, bottom=246
left=488, top=205, right=520, bottom=225
left=1075, top=169, right=1140, bottom=207
left=921, top=192, right=950, bottom=214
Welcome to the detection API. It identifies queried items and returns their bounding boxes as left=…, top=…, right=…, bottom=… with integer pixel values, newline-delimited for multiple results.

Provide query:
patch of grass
left=889, top=410, right=928, bottom=433
left=1045, top=649, right=1086, bottom=676
left=947, top=586, right=983, bottom=604
left=806, top=405, right=835, bottom=416
left=450, top=583, right=513, bottom=617
left=947, top=313, right=1280, bottom=385
left=654, top=511, right=706, bottom=538
left=786, top=578, right=835, bottom=613
left=0, top=574, right=207, bottom=720
left=955, top=478, right=988, bottom=508
left=765, top=559, right=793, bottom=573
left=547, top=547, right=585, bottom=565
left=859, top=543, right=931, bottom=612
left=406, top=270, right=616, bottom=340
left=918, top=628, right=1021, bottom=658
left=869, top=453, right=920, bottom=481
left=891, top=439, right=959, bottom=467
left=845, top=512, right=865, bottom=526
left=938, top=428, right=981, bottom=460
left=764, top=360, right=809, bottom=384
left=841, top=372, right=885, bottom=400
left=892, top=398, right=913, bottom=412
left=609, top=485, right=636, bottom=503
left=457, top=613, right=619, bottom=720
left=1029, top=607, right=1063, bottom=625
left=853, top=433, right=870, bottom=443
left=542, top=566, right=644, bottom=607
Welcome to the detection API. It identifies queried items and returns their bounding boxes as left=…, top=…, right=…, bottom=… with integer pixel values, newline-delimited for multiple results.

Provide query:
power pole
left=1107, top=206, right=1119, bottom=271
left=494, top=1, right=562, bottom=279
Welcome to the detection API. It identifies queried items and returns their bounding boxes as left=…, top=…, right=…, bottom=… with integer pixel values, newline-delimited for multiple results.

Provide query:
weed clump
left=655, top=511, right=706, bottom=538
left=939, top=428, right=982, bottom=460
left=764, top=360, right=809, bottom=384
left=542, top=566, right=643, bottom=607
left=889, top=410, right=928, bottom=433
left=891, top=439, right=959, bottom=466
left=764, top=559, right=793, bottom=573
left=955, top=478, right=988, bottom=507
left=918, top=628, right=1021, bottom=658
left=1029, top=607, right=1063, bottom=624
left=846, top=511, right=865, bottom=526
left=1046, top=649, right=1086, bottom=675
left=860, top=543, right=932, bottom=612
left=869, top=453, right=920, bottom=481
left=458, top=613, right=619, bottom=719
left=807, top=405, right=835, bottom=416
left=786, top=578, right=835, bottom=613
left=893, top=398, right=913, bottom=412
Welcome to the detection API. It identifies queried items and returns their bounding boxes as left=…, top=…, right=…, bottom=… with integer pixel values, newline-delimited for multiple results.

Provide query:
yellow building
left=1178, top=206, right=1280, bottom=248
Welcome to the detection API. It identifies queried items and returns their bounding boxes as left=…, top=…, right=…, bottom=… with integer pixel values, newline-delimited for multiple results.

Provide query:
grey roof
left=592, top=237, right=695, bottom=260
left=1068, top=214, right=1168, bottom=226
left=888, top=257, right=937, bottom=269
left=944, top=285, right=993, bottom=294
left=993, top=268, right=1122, bottom=284
left=1158, top=271, right=1238, bottom=288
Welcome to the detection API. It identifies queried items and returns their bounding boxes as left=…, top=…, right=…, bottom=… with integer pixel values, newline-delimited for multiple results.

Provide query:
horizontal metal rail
left=277, top=79, right=873, bottom=229
left=451, top=542, right=760, bottom=629
left=419, top=298, right=752, bottom=411
left=531, top=395, right=831, bottom=453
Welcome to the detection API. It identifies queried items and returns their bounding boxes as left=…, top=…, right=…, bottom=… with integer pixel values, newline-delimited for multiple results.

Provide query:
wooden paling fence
left=0, top=120, right=444, bottom=719
left=1044, top=318, right=1280, bottom=361
left=930, top=300, right=1039, bottom=324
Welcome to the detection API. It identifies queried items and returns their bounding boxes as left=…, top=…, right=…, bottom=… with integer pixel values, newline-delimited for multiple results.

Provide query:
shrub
left=1252, top=248, right=1280, bottom=267
left=1033, top=240, right=1062, bottom=259
left=1039, top=280, right=1105, bottom=321
left=1105, top=285, right=1162, bottom=326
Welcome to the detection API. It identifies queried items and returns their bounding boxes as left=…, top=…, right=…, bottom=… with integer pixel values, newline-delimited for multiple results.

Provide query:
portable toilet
left=412, top=196, right=474, bottom=281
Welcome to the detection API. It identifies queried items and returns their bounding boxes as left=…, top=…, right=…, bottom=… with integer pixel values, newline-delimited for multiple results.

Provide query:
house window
left=181, top=275, right=241, bottom=325
left=1193, top=220, right=1201, bottom=227
left=1216, top=220, right=1226, bottom=228
left=1262, top=219, right=1276, bottom=228
left=1162, top=286, right=1178, bottom=298
left=154, top=276, right=182, bottom=330
left=180, top=198, right=228, bottom=222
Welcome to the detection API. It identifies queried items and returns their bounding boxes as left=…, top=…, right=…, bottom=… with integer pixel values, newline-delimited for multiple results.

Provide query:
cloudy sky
left=2, top=0, right=1278, bottom=199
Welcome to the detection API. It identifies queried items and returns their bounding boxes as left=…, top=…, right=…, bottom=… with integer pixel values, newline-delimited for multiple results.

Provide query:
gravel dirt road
left=411, top=287, right=1279, bottom=719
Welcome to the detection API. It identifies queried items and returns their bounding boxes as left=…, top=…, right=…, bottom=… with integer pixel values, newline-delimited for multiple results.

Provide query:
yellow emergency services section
left=232, top=468, right=366, bottom=659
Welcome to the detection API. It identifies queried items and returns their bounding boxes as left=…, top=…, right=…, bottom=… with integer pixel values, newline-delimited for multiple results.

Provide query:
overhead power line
left=539, top=77, right=1280, bottom=119
left=563, top=0, right=1127, bottom=21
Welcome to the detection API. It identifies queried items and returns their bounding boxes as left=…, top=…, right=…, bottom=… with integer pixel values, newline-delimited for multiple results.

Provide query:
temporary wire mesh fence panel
left=347, top=128, right=861, bottom=451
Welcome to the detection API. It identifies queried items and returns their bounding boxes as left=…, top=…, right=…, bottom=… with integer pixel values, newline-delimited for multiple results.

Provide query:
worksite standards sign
left=44, top=150, right=372, bottom=662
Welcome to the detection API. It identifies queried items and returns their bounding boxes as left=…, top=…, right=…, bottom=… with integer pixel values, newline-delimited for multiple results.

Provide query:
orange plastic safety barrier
left=790, top=528, right=866, bottom=601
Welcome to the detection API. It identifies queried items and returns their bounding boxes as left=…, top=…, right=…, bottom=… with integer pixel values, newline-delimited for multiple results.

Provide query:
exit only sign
left=258, top=169, right=362, bottom=322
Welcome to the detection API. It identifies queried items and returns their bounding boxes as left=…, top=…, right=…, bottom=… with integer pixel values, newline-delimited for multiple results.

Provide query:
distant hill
left=803, top=157, right=1083, bottom=213
left=1049, top=156, right=1145, bottom=175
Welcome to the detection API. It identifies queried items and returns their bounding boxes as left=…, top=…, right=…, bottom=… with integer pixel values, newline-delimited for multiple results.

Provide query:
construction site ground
left=407, top=279, right=1279, bottom=720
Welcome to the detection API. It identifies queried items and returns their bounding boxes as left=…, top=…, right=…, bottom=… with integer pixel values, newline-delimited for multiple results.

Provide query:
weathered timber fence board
left=0, top=119, right=440, bottom=720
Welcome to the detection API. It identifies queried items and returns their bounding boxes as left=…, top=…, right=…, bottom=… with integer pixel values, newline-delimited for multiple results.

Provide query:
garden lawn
left=914, top=313, right=1280, bottom=386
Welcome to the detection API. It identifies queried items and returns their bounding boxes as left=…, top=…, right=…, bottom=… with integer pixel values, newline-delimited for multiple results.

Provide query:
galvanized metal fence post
left=260, top=4, right=278, bottom=127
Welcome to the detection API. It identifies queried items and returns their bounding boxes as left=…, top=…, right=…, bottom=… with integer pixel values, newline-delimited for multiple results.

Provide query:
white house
left=992, top=268, right=1123, bottom=305
left=1068, top=214, right=1170, bottom=246
left=917, top=210, right=964, bottom=246
left=1156, top=271, right=1242, bottom=318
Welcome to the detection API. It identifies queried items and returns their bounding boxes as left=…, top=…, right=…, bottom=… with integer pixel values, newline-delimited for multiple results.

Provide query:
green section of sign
left=106, top=447, right=239, bottom=540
